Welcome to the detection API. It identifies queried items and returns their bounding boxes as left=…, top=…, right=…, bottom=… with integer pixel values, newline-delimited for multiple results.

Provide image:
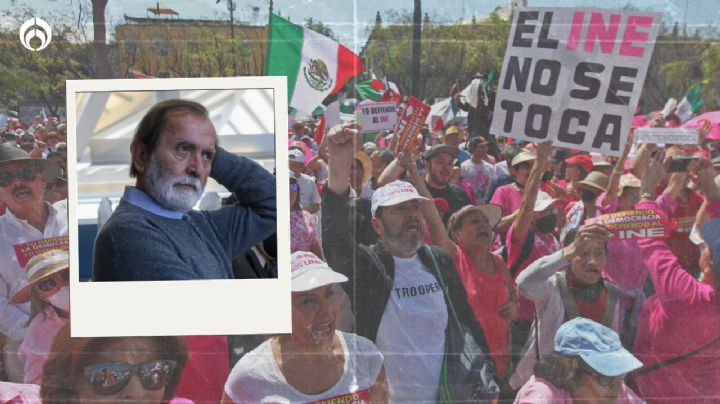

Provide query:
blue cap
left=555, top=318, right=642, bottom=377
left=701, top=219, right=720, bottom=275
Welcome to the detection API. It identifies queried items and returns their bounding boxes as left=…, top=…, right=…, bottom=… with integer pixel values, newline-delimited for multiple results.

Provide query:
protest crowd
left=2, top=6, right=720, bottom=404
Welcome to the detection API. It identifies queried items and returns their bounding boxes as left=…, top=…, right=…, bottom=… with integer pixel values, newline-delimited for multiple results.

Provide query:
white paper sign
left=490, top=8, right=661, bottom=156
left=634, top=127, right=699, bottom=145
left=356, top=101, right=399, bottom=133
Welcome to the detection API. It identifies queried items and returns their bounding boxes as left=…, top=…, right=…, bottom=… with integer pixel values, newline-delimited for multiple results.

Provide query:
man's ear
left=131, top=140, right=148, bottom=175
left=371, top=216, right=384, bottom=237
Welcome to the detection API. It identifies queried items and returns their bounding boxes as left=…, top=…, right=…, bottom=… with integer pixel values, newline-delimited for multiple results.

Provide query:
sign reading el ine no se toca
left=491, top=8, right=661, bottom=157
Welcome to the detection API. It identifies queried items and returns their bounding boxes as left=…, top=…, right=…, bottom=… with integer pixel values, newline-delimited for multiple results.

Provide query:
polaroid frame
left=67, top=77, right=290, bottom=337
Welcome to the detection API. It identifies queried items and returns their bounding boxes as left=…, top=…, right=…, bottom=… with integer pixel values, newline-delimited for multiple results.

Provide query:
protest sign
left=13, top=236, right=69, bottom=268
left=394, top=96, right=430, bottom=153
left=588, top=209, right=667, bottom=240
left=634, top=127, right=699, bottom=145
left=356, top=101, right=399, bottom=133
left=490, top=8, right=661, bottom=156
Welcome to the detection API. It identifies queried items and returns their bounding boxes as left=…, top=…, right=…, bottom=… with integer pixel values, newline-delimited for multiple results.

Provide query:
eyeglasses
left=0, top=167, right=38, bottom=187
left=36, top=270, right=69, bottom=293
left=289, top=183, right=298, bottom=191
left=581, top=367, right=625, bottom=388
left=84, top=360, right=177, bottom=396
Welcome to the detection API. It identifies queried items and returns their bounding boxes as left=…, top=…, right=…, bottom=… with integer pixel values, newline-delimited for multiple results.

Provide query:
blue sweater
left=92, top=147, right=276, bottom=281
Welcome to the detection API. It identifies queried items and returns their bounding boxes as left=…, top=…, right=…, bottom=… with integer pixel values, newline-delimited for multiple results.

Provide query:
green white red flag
left=266, top=14, right=363, bottom=115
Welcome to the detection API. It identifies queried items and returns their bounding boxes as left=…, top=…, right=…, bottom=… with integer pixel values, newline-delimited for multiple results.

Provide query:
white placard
left=356, top=101, right=399, bottom=132
left=490, top=8, right=661, bottom=156
left=634, top=127, right=699, bottom=145
left=67, top=77, right=291, bottom=337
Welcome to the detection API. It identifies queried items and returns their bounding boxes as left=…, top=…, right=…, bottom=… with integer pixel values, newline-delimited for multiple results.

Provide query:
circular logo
left=19, top=17, right=52, bottom=52
left=303, top=58, right=333, bottom=92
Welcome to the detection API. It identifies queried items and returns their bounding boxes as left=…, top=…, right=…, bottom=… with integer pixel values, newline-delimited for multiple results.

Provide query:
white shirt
left=0, top=201, right=68, bottom=341
left=375, top=254, right=447, bottom=403
left=294, top=172, right=321, bottom=210
left=224, top=331, right=383, bottom=403
left=460, top=158, right=494, bottom=202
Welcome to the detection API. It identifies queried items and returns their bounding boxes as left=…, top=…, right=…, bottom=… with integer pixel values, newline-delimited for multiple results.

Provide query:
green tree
left=305, top=18, right=337, bottom=41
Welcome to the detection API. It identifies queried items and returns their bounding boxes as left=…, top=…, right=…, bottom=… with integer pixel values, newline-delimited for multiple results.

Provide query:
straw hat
left=0, top=143, right=61, bottom=184
left=11, top=249, right=69, bottom=304
left=354, top=151, right=373, bottom=185
left=578, top=171, right=610, bottom=193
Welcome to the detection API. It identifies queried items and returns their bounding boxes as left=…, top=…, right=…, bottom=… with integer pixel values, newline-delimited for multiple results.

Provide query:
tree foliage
left=0, top=11, right=94, bottom=114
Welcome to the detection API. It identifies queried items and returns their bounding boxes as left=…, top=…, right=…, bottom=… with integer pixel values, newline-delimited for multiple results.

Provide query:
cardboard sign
left=356, top=101, right=399, bottom=133
left=13, top=236, right=69, bottom=268
left=588, top=209, right=667, bottom=240
left=634, top=127, right=699, bottom=145
left=490, top=8, right=660, bottom=156
left=394, top=96, right=430, bottom=153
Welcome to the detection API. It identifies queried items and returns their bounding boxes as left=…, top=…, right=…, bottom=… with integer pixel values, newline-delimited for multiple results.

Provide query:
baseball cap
left=555, top=317, right=643, bottom=377
left=288, top=148, right=305, bottom=163
left=291, top=251, right=348, bottom=292
left=424, top=144, right=459, bottom=161
left=371, top=180, right=430, bottom=216
left=565, top=154, right=594, bottom=172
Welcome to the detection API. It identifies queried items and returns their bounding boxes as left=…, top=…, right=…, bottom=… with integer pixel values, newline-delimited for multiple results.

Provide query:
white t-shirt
left=460, top=159, right=494, bottom=202
left=224, top=331, right=383, bottom=403
left=375, top=254, right=447, bottom=403
left=294, top=172, right=321, bottom=209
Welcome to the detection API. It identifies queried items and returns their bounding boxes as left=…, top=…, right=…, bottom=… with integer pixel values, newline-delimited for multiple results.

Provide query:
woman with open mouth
left=510, top=222, right=644, bottom=391
left=221, top=251, right=388, bottom=403
left=396, top=150, right=518, bottom=392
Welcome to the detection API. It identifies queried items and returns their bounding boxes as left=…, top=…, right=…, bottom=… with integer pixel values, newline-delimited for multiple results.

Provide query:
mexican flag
left=266, top=14, right=363, bottom=115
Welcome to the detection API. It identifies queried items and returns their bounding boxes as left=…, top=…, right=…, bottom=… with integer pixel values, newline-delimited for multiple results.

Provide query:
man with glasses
left=0, top=143, right=65, bottom=382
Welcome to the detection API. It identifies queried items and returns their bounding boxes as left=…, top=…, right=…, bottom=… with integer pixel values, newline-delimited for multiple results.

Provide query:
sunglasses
left=84, top=359, right=177, bottom=396
left=581, top=367, right=624, bottom=388
left=0, top=167, right=38, bottom=187
left=290, top=183, right=298, bottom=191
left=36, top=270, right=69, bottom=293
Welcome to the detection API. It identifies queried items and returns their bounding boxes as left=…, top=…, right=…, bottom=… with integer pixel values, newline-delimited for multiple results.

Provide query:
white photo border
left=67, top=77, right=291, bottom=337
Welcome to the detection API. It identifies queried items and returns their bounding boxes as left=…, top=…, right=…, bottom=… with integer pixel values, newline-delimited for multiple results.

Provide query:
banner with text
left=14, top=236, right=69, bottom=268
left=357, top=101, right=399, bottom=133
left=490, top=8, right=661, bottom=156
left=588, top=209, right=667, bottom=240
left=395, top=96, right=430, bottom=153
left=634, top=127, right=699, bottom=144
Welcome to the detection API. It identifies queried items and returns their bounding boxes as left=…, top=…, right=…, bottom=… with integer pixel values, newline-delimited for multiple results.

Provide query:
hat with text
left=555, top=317, right=643, bottom=377
left=371, top=180, right=430, bottom=216
left=291, top=251, right=348, bottom=292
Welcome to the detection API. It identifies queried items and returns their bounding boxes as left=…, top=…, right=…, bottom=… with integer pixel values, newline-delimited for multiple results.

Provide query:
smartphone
left=668, top=155, right=699, bottom=173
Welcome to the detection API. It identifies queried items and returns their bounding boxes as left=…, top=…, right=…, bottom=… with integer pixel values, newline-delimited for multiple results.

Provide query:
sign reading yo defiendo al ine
left=491, top=8, right=661, bottom=157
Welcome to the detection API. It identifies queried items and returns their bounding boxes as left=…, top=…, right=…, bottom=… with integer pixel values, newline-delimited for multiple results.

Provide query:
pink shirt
left=290, top=210, right=319, bottom=253
left=0, top=382, right=40, bottom=403
left=490, top=183, right=523, bottom=219
left=515, top=375, right=644, bottom=403
left=18, top=306, right=67, bottom=384
left=632, top=199, right=720, bottom=403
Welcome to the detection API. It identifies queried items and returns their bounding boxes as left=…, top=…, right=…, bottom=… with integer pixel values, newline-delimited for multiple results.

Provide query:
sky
left=2, top=0, right=718, bottom=52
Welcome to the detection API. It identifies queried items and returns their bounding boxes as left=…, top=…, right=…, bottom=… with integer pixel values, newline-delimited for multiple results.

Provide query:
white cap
left=371, top=180, right=430, bottom=216
left=534, top=191, right=557, bottom=212
left=289, top=149, right=305, bottom=163
left=291, top=251, right=348, bottom=292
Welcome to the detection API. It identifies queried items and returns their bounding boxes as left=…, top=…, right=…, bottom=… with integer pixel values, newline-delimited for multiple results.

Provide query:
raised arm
left=510, top=141, right=552, bottom=244
left=602, top=131, right=633, bottom=207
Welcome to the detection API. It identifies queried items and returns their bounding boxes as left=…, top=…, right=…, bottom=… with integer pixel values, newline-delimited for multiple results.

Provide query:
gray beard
left=384, top=230, right=423, bottom=256
left=144, top=155, right=205, bottom=212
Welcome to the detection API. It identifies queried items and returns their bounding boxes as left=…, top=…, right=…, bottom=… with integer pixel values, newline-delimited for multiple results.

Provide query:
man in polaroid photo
left=92, top=99, right=276, bottom=281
